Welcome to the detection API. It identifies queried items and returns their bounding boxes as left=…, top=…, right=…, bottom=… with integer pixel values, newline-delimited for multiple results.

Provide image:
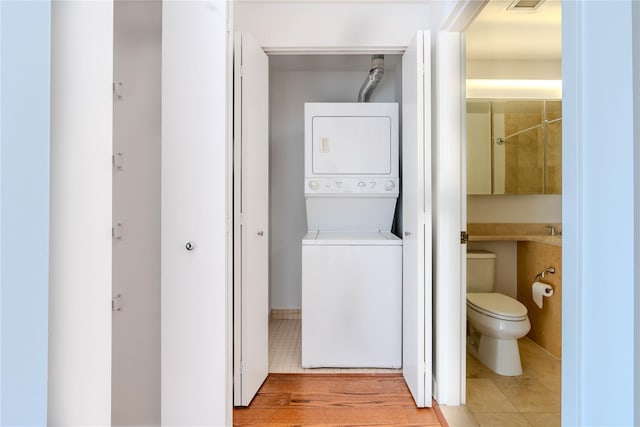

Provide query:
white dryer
left=302, top=102, right=402, bottom=368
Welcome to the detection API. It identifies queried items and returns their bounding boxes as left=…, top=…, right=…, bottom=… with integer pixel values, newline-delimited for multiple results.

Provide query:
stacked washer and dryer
left=301, top=102, right=402, bottom=368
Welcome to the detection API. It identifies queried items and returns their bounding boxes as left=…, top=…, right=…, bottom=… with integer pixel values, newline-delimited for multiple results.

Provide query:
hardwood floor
left=233, top=374, right=447, bottom=427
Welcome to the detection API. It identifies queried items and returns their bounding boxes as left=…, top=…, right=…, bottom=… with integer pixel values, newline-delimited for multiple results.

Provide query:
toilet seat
left=467, top=293, right=527, bottom=321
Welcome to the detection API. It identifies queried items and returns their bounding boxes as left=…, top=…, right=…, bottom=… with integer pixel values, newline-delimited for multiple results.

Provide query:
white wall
left=269, top=57, right=400, bottom=309
left=49, top=1, right=113, bottom=424
left=235, top=1, right=457, bottom=52
left=562, top=1, right=637, bottom=425
left=161, top=2, right=229, bottom=425
left=467, top=195, right=562, bottom=223
left=112, top=2, right=161, bottom=425
left=0, top=1, right=50, bottom=424
left=467, top=59, right=561, bottom=80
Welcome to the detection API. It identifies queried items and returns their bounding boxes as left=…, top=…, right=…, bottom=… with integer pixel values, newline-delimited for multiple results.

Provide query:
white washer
left=301, top=231, right=402, bottom=368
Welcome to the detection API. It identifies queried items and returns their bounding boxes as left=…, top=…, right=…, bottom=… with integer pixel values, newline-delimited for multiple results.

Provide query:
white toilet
left=466, top=250, right=531, bottom=376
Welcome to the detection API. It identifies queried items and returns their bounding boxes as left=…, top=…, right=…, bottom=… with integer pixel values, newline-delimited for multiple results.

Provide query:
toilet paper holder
left=535, top=266, right=556, bottom=281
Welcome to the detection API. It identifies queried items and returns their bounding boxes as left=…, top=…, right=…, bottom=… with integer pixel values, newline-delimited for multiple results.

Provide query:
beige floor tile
left=466, top=353, right=501, bottom=380
left=466, top=339, right=561, bottom=424
left=491, top=377, right=561, bottom=413
left=466, top=378, right=519, bottom=413
left=519, top=344, right=561, bottom=394
left=534, top=370, right=561, bottom=395
left=472, top=412, right=530, bottom=427
left=522, top=412, right=561, bottom=427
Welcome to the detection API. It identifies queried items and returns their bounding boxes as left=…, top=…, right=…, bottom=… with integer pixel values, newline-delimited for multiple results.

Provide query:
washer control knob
left=358, top=181, right=366, bottom=188
left=370, top=181, right=376, bottom=188
left=335, top=181, right=343, bottom=188
left=385, top=180, right=395, bottom=191
left=309, top=180, right=320, bottom=190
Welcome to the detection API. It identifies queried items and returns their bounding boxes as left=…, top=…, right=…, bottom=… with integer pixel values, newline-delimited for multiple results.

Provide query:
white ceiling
left=466, top=0, right=561, bottom=61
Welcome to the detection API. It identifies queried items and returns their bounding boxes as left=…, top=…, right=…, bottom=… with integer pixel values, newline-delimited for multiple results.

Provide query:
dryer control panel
left=305, top=177, right=398, bottom=195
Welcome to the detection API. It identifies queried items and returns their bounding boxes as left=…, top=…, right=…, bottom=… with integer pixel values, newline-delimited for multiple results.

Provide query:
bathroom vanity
left=467, top=223, right=562, bottom=246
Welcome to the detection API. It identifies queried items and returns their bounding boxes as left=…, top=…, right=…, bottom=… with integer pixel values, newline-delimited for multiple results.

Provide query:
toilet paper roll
left=532, top=281, right=554, bottom=309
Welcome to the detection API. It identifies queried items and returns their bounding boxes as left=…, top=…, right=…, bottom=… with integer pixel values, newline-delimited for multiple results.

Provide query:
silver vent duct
left=357, top=55, right=384, bottom=102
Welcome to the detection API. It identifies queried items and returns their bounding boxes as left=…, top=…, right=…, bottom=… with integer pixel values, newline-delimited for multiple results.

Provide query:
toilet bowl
left=466, top=251, right=531, bottom=376
left=466, top=292, right=530, bottom=376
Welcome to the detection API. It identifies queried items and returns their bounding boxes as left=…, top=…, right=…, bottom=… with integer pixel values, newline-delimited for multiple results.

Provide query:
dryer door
left=312, top=115, right=392, bottom=175
left=304, top=103, right=399, bottom=178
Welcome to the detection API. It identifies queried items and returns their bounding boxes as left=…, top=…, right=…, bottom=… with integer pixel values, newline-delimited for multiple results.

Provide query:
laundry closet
left=233, top=27, right=434, bottom=408
left=273, top=58, right=402, bottom=371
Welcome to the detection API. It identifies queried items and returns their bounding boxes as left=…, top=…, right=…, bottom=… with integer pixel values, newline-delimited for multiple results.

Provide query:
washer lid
left=302, top=231, right=402, bottom=246
left=467, top=293, right=528, bottom=320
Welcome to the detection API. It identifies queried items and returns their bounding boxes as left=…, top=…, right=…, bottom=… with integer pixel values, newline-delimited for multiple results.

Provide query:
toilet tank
left=467, top=250, right=496, bottom=293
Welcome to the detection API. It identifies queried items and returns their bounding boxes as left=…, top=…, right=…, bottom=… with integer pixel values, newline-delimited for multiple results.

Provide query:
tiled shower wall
left=504, top=101, right=562, bottom=195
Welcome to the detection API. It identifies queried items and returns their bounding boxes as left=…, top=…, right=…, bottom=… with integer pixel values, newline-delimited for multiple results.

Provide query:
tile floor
left=466, top=338, right=561, bottom=427
left=268, top=318, right=401, bottom=374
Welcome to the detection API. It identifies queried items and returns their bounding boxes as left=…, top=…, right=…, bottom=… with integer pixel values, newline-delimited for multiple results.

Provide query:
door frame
left=225, top=0, right=485, bottom=418
left=435, top=0, right=487, bottom=407
left=230, top=40, right=433, bottom=407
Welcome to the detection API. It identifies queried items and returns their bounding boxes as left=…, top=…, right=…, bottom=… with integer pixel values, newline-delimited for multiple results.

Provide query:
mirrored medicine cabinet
left=467, top=99, right=562, bottom=195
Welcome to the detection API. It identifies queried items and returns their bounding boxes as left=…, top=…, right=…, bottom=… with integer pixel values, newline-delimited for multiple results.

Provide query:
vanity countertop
left=468, top=234, right=561, bottom=246
left=467, top=223, right=562, bottom=247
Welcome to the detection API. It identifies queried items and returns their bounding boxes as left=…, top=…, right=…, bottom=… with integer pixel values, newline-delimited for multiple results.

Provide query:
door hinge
left=112, top=222, right=123, bottom=240
left=112, top=293, right=123, bottom=312
left=461, top=231, right=468, bottom=244
left=113, top=82, right=124, bottom=99
left=113, top=152, right=124, bottom=171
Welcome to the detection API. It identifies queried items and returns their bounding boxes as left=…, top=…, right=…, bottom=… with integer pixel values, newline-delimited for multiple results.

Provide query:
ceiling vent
left=507, top=0, right=545, bottom=11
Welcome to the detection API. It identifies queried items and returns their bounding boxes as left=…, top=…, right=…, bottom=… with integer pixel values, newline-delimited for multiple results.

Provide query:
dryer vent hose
left=357, top=55, right=384, bottom=102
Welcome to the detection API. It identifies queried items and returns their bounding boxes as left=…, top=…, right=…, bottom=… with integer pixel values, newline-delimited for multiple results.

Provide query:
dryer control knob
left=370, top=181, right=376, bottom=188
left=309, top=180, right=320, bottom=190
left=385, top=180, right=395, bottom=191
left=358, top=181, right=366, bottom=188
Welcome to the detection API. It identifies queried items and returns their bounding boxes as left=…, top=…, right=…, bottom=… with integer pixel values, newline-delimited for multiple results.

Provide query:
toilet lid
left=467, top=293, right=528, bottom=321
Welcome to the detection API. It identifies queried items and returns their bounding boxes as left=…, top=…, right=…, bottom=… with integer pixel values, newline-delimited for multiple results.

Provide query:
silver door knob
left=185, top=241, right=195, bottom=251
left=257, top=231, right=264, bottom=236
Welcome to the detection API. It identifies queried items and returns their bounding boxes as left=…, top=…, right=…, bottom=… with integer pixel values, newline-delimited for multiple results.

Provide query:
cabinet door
left=402, top=30, right=432, bottom=408
left=233, top=32, right=270, bottom=406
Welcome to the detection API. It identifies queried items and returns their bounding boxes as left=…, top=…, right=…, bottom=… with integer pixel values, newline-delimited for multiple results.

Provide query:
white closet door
left=402, top=30, right=432, bottom=408
left=161, top=1, right=229, bottom=424
left=233, top=32, right=270, bottom=406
